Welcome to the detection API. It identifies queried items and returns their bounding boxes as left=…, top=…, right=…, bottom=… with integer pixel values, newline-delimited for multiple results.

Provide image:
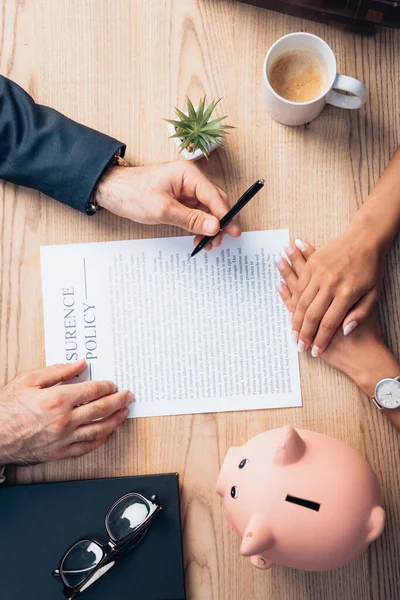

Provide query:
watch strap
left=86, top=149, right=129, bottom=215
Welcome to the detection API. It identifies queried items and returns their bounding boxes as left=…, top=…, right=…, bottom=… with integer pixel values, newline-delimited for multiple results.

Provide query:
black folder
left=0, top=472, right=185, bottom=600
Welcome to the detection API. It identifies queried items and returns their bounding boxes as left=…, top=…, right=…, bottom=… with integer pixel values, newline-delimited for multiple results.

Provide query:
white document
left=40, top=230, right=301, bottom=417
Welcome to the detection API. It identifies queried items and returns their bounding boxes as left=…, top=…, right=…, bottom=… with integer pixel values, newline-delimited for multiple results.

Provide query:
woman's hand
left=276, top=242, right=398, bottom=394
left=277, top=252, right=382, bottom=374
left=95, top=161, right=241, bottom=251
left=278, top=253, right=400, bottom=433
left=277, top=227, right=385, bottom=357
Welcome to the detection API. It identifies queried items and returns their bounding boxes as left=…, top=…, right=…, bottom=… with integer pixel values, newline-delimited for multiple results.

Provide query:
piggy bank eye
left=238, top=458, right=249, bottom=470
left=230, top=486, right=238, bottom=499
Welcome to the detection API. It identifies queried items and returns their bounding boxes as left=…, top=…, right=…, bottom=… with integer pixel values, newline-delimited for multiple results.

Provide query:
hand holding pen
left=191, top=179, right=265, bottom=258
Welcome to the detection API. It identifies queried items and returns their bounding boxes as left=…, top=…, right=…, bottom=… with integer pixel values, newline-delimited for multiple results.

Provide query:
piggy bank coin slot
left=285, top=494, right=320, bottom=512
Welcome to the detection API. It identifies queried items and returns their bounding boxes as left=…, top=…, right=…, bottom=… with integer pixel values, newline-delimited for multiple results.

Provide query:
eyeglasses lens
left=106, top=494, right=150, bottom=542
left=61, top=540, right=104, bottom=588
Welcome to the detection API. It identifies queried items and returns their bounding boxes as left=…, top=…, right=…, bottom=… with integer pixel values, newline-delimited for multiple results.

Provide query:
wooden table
left=1, top=1, right=400, bottom=598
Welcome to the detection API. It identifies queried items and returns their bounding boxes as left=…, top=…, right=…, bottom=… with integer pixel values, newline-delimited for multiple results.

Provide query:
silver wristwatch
left=371, top=376, right=400, bottom=410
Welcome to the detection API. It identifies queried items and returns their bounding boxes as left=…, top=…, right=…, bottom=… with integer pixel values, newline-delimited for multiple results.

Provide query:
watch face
left=375, top=378, right=400, bottom=409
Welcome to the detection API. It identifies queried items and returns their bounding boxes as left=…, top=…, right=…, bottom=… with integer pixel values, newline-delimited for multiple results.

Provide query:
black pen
left=190, top=179, right=265, bottom=258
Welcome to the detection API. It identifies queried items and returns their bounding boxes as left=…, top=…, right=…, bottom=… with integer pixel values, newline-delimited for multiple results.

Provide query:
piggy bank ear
left=240, top=514, right=275, bottom=557
left=366, top=505, right=385, bottom=544
left=273, top=426, right=306, bottom=466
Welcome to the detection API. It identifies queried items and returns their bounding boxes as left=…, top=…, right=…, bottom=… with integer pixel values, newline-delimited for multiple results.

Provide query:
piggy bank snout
left=216, top=446, right=240, bottom=497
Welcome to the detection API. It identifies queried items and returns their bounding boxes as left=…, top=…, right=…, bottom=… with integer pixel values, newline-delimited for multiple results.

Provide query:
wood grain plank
left=1, top=1, right=400, bottom=598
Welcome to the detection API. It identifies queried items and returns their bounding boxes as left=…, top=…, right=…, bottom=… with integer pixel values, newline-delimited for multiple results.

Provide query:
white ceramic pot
left=166, top=107, right=219, bottom=161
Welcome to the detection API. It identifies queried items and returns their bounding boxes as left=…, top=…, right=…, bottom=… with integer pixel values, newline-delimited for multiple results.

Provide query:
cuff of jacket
left=57, top=135, right=126, bottom=214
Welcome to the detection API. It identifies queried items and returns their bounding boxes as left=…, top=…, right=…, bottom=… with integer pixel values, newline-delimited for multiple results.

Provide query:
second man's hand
left=94, top=161, right=241, bottom=251
left=0, top=360, right=133, bottom=466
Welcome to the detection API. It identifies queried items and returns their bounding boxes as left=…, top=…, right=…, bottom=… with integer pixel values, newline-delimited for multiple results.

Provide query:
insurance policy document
left=41, top=230, right=301, bottom=417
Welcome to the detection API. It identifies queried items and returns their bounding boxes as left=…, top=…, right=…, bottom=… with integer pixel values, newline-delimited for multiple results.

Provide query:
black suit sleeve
left=0, top=75, right=125, bottom=213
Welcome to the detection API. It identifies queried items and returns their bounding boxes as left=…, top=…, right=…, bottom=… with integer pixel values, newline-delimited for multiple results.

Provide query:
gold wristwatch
left=86, top=149, right=129, bottom=215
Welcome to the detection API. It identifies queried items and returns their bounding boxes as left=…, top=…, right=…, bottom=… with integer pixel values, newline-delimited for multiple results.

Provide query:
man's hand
left=276, top=228, right=385, bottom=357
left=0, top=360, right=133, bottom=466
left=94, top=161, right=241, bottom=250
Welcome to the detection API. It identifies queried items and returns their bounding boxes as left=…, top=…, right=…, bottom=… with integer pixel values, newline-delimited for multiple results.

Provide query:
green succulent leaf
left=198, top=141, right=210, bottom=158
left=164, top=118, right=189, bottom=129
left=198, top=133, right=214, bottom=147
left=192, top=137, right=200, bottom=153
left=196, top=96, right=206, bottom=123
left=164, top=96, right=233, bottom=155
left=169, top=132, right=188, bottom=140
left=186, top=97, right=197, bottom=121
left=213, top=138, right=225, bottom=147
left=205, top=116, right=229, bottom=127
left=174, top=106, right=190, bottom=122
left=201, top=98, right=221, bottom=126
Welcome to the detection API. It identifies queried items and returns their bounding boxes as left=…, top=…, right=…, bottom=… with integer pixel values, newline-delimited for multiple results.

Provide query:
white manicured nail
left=284, top=244, right=295, bottom=256
left=292, top=330, right=299, bottom=344
left=311, top=345, right=321, bottom=358
left=343, top=320, right=359, bottom=336
left=297, top=340, right=306, bottom=352
left=276, top=257, right=285, bottom=270
left=276, top=281, right=284, bottom=293
left=294, top=239, right=307, bottom=252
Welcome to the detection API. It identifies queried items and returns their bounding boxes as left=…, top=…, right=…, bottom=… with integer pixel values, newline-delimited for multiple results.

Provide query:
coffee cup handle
left=326, top=74, right=367, bottom=110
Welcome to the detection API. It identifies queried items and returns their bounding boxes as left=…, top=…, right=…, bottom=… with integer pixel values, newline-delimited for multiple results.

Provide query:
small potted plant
left=165, top=96, right=233, bottom=161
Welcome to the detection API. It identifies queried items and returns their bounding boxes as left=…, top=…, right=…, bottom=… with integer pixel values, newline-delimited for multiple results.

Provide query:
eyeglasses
left=52, top=492, right=162, bottom=599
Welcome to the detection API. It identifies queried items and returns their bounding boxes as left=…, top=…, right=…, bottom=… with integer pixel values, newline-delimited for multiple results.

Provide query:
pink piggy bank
left=216, top=427, right=385, bottom=571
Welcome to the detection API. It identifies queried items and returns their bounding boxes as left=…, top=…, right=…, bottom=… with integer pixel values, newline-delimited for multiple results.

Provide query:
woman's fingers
left=277, top=281, right=292, bottom=312
left=284, top=242, right=306, bottom=276
left=276, top=256, right=299, bottom=292
left=276, top=240, right=317, bottom=338
left=311, top=296, right=356, bottom=356
left=287, top=244, right=316, bottom=310
left=73, top=390, right=133, bottom=426
left=297, top=292, right=333, bottom=351
left=276, top=237, right=377, bottom=358
left=294, top=238, right=316, bottom=259
left=291, top=284, right=320, bottom=347
left=342, top=289, right=379, bottom=336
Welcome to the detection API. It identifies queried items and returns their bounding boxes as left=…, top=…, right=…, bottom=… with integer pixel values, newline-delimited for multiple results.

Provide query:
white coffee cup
left=262, top=32, right=367, bottom=126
